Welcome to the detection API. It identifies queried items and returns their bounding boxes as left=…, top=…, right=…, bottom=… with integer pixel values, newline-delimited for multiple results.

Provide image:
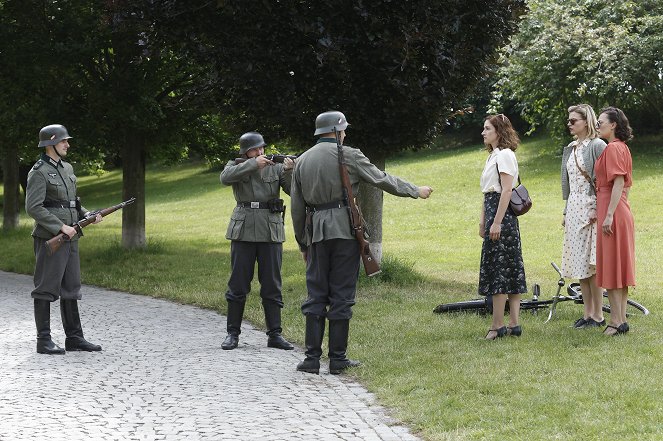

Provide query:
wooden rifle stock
left=45, top=197, right=136, bottom=256
left=234, top=154, right=299, bottom=164
left=333, top=129, right=381, bottom=277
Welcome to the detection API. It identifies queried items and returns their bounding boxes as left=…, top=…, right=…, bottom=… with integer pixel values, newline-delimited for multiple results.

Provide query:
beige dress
left=561, top=143, right=597, bottom=279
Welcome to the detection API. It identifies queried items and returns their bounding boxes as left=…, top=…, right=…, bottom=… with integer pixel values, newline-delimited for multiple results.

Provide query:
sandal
left=485, top=326, right=507, bottom=340
left=603, top=325, right=620, bottom=336
left=507, top=325, right=522, bottom=337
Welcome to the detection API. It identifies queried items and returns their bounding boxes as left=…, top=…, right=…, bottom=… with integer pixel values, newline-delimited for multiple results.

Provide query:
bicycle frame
left=544, top=262, right=568, bottom=323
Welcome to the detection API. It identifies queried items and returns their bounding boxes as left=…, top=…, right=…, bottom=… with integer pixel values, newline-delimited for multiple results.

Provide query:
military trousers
left=31, top=237, right=82, bottom=302
left=302, top=239, right=360, bottom=320
left=225, top=241, right=284, bottom=307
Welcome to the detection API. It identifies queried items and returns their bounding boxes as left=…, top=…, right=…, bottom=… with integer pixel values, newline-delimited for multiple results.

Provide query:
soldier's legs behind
left=32, top=237, right=66, bottom=355
left=59, top=242, right=101, bottom=352
left=61, top=300, right=102, bottom=351
left=327, top=239, right=361, bottom=374
left=223, top=241, right=256, bottom=350
left=298, top=240, right=332, bottom=374
left=257, top=242, right=293, bottom=350
left=34, top=299, right=65, bottom=355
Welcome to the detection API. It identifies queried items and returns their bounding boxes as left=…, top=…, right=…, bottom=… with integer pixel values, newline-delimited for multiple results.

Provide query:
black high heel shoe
left=485, top=326, right=507, bottom=340
left=617, top=322, right=630, bottom=334
left=507, top=325, right=522, bottom=337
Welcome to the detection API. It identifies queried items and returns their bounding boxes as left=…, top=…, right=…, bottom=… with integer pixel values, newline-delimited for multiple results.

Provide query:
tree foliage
left=157, top=0, right=526, bottom=156
left=496, top=0, right=663, bottom=141
left=0, top=0, right=233, bottom=243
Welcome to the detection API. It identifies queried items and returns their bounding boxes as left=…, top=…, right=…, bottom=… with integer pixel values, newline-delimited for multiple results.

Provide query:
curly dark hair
left=600, top=107, right=633, bottom=142
left=484, top=114, right=520, bottom=152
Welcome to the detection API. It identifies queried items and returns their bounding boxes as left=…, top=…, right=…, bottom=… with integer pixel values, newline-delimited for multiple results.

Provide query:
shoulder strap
left=572, top=144, right=596, bottom=192
left=495, top=162, right=522, bottom=186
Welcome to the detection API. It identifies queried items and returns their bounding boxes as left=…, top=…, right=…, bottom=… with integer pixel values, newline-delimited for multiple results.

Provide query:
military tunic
left=220, top=158, right=292, bottom=305
left=25, top=153, right=90, bottom=301
left=290, top=138, right=420, bottom=319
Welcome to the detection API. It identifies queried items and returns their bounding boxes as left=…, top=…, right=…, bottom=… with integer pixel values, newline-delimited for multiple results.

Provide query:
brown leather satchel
left=496, top=164, right=532, bottom=216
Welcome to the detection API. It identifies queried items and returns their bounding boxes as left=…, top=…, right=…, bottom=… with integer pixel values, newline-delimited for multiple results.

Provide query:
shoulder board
left=32, top=160, right=44, bottom=170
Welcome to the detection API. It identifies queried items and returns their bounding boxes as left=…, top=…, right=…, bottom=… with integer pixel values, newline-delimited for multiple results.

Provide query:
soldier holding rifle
left=219, top=131, right=295, bottom=351
left=290, top=111, right=433, bottom=375
left=25, top=124, right=103, bottom=354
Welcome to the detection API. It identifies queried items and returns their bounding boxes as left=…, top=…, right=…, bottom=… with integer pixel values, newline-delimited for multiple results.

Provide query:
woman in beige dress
left=561, top=104, right=606, bottom=328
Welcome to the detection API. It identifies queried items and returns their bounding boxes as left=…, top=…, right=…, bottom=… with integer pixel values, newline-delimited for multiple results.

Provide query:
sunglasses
left=567, top=118, right=582, bottom=125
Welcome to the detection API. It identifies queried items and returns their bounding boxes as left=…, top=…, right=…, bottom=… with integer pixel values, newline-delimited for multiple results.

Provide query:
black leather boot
left=222, top=301, right=245, bottom=350
left=34, top=299, right=65, bottom=355
left=297, top=315, right=325, bottom=374
left=328, top=319, right=361, bottom=375
left=60, top=299, right=102, bottom=352
left=264, top=303, right=294, bottom=350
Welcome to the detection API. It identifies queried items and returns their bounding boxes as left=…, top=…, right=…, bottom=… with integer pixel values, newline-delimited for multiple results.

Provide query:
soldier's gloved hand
left=255, top=155, right=274, bottom=169
left=283, top=157, right=295, bottom=171
left=418, top=186, right=433, bottom=199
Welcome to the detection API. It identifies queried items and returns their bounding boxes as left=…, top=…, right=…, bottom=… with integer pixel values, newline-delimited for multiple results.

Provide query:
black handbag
left=496, top=164, right=532, bottom=216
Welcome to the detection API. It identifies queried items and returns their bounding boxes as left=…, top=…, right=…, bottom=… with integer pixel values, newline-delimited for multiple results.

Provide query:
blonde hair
left=568, top=104, right=599, bottom=140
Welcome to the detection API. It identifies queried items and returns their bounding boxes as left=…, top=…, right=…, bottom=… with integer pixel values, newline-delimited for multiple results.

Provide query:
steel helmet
left=38, top=124, right=72, bottom=148
left=314, top=111, right=350, bottom=136
left=238, top=131, right=266, bottom=155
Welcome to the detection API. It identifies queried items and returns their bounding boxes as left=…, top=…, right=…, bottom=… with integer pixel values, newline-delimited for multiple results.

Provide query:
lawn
left=1, top=135, right=662, bottom=440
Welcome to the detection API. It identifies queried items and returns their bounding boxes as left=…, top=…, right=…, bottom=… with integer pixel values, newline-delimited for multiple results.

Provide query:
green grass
left=2, top=136, right=662, bottom=440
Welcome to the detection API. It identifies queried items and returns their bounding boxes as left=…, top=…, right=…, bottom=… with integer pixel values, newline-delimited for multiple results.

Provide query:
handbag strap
left=495, top=163, right=522, bottom=187
left=572, top=143, right=596, bottom=192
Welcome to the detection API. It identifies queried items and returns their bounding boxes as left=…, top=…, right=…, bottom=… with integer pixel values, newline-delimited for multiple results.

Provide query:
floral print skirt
left=479, top=192, right=527, bottom=296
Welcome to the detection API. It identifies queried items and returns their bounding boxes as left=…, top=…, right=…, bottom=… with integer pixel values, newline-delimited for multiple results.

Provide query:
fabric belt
left=310, top=200, right=347, bottom=212
left=43, top=200, right=77, bottom=208
left=237, top=201, right=270, bottom=209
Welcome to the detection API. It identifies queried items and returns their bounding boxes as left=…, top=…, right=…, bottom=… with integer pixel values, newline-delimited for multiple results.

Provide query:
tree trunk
left=357, top=152, right=385, bottom=264
left=121, top=137, right=147, bottom=249
left=2, top=143, right=20, bottom=230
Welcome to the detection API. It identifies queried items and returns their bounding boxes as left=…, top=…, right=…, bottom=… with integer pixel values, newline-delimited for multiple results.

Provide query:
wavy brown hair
left=484, top=114, right=520, bottom=152
left=600, top=106, right=633, bottom=142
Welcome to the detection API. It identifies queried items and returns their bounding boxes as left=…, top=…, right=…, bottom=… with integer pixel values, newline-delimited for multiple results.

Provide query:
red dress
left=595, top=140, right=635, bottom=289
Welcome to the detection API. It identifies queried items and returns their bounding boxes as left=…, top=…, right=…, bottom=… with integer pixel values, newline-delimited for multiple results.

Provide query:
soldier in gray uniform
left=25, top=124, right=103, bottom=355
left=291, top=111, right=433, bottom=374
left=219, top=131, right=295, bottom=351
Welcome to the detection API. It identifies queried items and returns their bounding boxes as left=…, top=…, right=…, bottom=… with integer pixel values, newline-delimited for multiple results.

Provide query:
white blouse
left=480, top=148, right=519, bottom=193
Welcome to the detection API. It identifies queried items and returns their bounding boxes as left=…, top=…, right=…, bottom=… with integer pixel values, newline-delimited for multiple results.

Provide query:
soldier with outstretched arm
left=290, top=111, right=433, bottom=375
left=25, top=124, right=103, bottom=354
left=219, top=131, right=295, bottom=351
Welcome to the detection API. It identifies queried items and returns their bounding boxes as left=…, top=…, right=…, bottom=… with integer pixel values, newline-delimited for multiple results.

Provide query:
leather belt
left=43, top=200, right=77, bottom=208
left=237, top=201, right=270, bottom=209
left=310, top=200, right=347, bottom=212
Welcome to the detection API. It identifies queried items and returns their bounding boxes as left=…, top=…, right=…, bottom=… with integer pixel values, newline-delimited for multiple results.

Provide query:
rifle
left=333, top=128, right=381, bottom=277
left=45, top=197, right=136, bottom=256
left=234, top=154, right=299, bottom=164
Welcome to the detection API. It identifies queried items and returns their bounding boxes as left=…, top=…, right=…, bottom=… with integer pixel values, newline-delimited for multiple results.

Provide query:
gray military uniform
left=290, top=138, right=419, bottom=319
left=25, top=153, right=90, bottom=301
left=220, top=158, right=292, bottom=305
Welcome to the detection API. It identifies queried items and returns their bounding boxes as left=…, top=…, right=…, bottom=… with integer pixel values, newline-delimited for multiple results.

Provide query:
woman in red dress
left=595, top=107, right=636, bottom=335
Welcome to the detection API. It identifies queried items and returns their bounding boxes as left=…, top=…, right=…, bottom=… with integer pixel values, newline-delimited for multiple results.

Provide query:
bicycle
left=433, top=262, right=649, bottom=321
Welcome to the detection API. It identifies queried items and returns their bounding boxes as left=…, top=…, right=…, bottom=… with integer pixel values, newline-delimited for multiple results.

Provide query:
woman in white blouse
left=479, top=114, right=528, bottom=340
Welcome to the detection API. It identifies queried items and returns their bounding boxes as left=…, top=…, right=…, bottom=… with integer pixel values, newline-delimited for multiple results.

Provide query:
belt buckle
left=250, top=202, right=260, bottom=209
left=69, top=201, right=76, bottom=208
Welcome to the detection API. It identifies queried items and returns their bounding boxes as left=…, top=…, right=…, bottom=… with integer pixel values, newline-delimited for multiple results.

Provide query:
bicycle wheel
left=433, top=298, right=488, bottom=314
left=519, top=298, right=553, bottom=311
left=601, top=292, right=650, bottom=316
